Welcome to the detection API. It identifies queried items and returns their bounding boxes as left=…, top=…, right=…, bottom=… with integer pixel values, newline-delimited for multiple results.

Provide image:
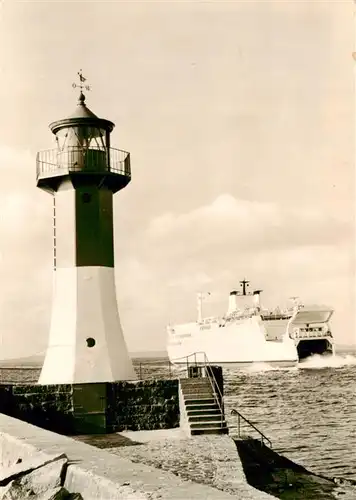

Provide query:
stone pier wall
left=0, top=379, right=179, bottom=435
left=0, top=384, right=74, bottom=434
left=106, top=379, right=179, bottom=432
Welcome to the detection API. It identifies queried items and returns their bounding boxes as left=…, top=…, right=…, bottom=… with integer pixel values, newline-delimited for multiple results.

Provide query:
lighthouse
left=36, top=73, right=136, bottom=384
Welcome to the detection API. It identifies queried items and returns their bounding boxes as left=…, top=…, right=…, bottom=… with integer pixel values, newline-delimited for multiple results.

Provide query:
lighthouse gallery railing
left=36, top=146, right=131, bottom=179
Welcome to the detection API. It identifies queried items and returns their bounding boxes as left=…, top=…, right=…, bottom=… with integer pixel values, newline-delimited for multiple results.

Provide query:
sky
left=0, top=0, right=354, bottom=358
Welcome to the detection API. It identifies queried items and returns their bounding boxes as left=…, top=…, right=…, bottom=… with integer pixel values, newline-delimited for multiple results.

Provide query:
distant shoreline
left=0, top=351, right=170, bottom=369
left=0, top=345, right=354, bottom=369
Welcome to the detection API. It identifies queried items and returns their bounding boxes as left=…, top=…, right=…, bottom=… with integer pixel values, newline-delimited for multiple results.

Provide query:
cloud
left=115, top=194, right=353, bottom=348
left=0, top=146, right=52, bottom=358
left=145, top=193, right=350, bottom=264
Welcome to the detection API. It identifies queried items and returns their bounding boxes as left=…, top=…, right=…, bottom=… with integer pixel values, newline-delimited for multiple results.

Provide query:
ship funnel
left=228, top=291, right=238, bottom=314
left=253, top=290, right=262, bottom=310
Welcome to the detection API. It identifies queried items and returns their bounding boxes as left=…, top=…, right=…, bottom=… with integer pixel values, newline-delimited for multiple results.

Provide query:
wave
left=298, top=354, right=356, bottom=369
left=238, top=354, right=356, bottom=373
left=244, top=362, right=298, bottom=373
left=246, top=362, right=276, bottom=372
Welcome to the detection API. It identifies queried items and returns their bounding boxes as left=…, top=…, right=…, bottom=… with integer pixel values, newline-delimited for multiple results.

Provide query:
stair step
left=181, top=385, right=213, bottom=390
left=181, top=386, right=213, bottom=391
left=183, top=391, right=217, bottom=400
left=182, top=388, right=213, bottom=393
left=188, top=414, right=225, bottom=423
left=190, top=420, right=227, bottom=429
left=191, top=427, right=229, bottom=435
left=180, top=377, right=209, bottom=384
left=183, top=393, right=216, bottom=400
left=183, top=393, right=215, bottom=398
left=181, top=387, right=212, bottom=392
left=184, top=397, right=216, bottom=405
left=180, top=379, right=211, bottom=387
left=187, top=408, right=221, bottom=416
left=185, top=403, right=219, bottom=411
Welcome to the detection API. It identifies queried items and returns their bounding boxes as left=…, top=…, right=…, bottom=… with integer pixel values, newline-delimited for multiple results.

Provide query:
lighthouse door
left=72, top=383, right=107, bottom=433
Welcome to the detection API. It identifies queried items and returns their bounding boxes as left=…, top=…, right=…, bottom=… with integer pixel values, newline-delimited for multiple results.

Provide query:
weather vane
left=72, top=70, right=91, bottom=93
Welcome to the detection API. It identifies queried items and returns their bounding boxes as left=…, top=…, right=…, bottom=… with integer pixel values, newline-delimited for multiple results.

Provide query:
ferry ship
left=167, top=280, right=335, bottom=366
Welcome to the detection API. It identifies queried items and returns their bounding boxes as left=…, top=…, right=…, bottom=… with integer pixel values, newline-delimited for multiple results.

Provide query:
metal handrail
left=169, top=352, right=272, bottom=444
left=203, top=353, right=224, bottom=427
left=171, top=351, right=225, bottom=427
left=170, top=351, right=207, bottom=365
left=231, top=408, right=272, bottom=448
left=136, top=359, right=175, bottom=380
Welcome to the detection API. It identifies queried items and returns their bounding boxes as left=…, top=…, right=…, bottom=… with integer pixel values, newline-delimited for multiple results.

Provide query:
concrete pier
left=0, top=413, right=273, bottom=499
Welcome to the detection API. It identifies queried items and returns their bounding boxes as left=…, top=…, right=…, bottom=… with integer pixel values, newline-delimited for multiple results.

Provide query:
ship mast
left=197, top=291, right=210, bottom=323
left=289, top=296, right=300, bottom=313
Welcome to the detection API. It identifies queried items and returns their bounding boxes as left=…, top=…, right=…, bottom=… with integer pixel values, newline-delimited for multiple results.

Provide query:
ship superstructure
left=167, top=280, right=334, bottom=366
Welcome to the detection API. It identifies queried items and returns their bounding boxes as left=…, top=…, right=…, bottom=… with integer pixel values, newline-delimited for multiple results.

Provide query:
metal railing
left=135, top=359, right=175, bottom=380
left=260, top=313, right=292, bottom=321
left=293, top=329, right=331, bottom=340
left=231, top=408, right=272, bottom=448
left=134, top=351, right=272, bottom=444
left=170, top=351, right=225, bottom=427
left=36, top=146, right=131, bottom=179
left=170, top=351, right=272, bottom=445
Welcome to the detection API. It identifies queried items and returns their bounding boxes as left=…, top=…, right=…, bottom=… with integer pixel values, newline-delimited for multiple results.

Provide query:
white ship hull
left=167, top=306, right=334, bottom=366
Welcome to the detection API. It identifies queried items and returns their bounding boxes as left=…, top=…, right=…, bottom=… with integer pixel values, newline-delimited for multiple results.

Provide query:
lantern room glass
left=55, top=127, right=107, bottom=152
left=54, top=126, right=109, bottom=173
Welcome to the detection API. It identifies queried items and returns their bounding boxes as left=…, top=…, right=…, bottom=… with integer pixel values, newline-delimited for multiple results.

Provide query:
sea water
left=224, top=352, right=356, bottom=480
left=1, top=353, right=355, bottom=481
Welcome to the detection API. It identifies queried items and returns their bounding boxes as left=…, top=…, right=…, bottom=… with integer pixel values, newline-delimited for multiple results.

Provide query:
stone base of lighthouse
left=39, top=266, right=136, bottom=385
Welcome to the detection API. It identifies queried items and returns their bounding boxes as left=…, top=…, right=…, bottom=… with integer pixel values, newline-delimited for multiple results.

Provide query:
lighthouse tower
left=36, top=74, right=136, bottom=384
